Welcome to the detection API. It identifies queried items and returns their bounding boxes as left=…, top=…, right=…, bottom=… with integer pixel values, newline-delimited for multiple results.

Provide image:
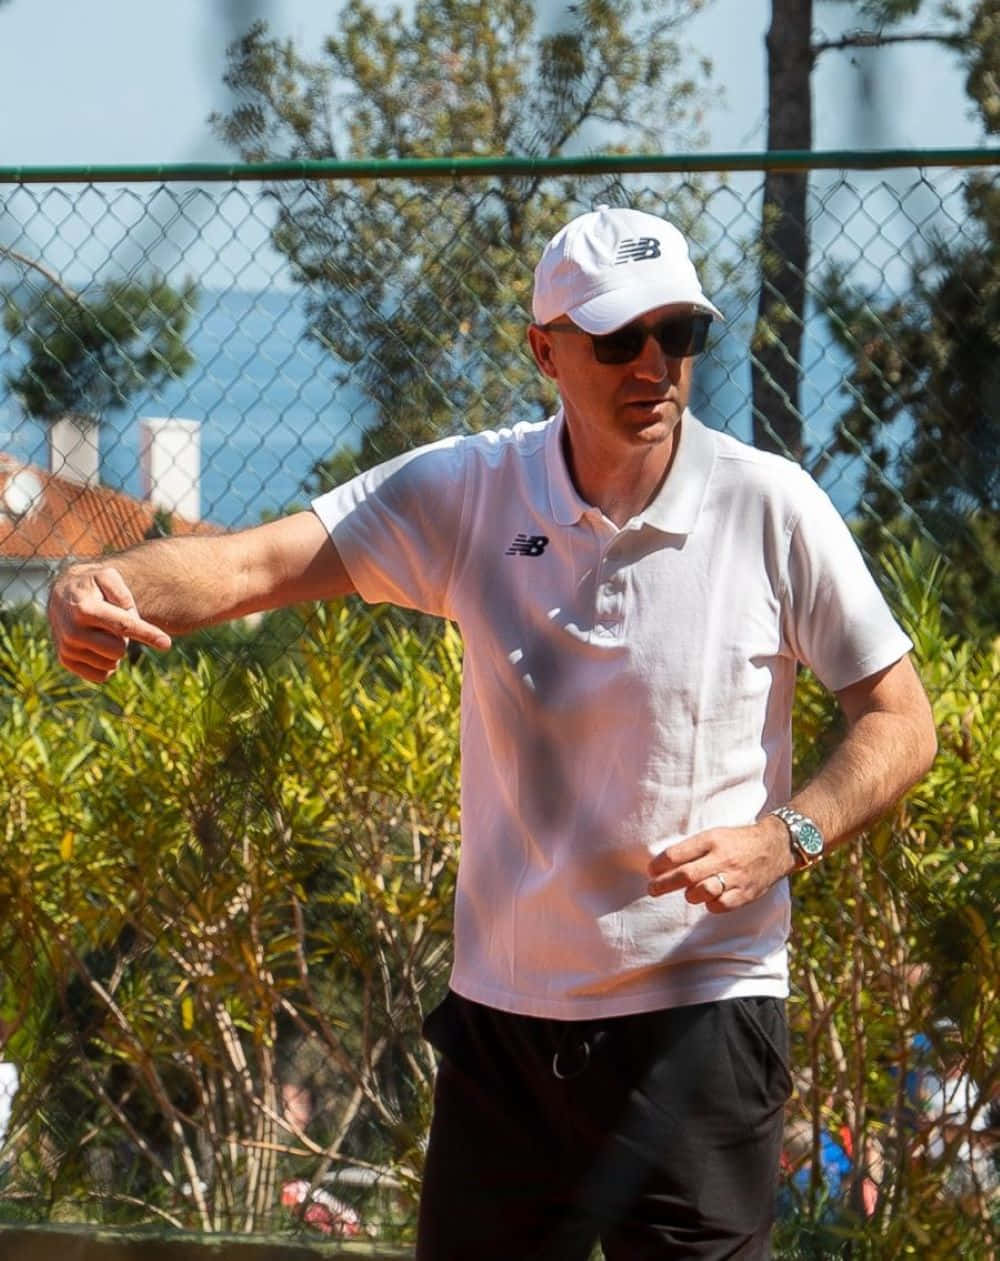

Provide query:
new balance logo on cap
left=506, top=534, right=549, bottom=557
left=614, top=237, right=661, bottom=264
left=531, top=207, right=723, bottom=331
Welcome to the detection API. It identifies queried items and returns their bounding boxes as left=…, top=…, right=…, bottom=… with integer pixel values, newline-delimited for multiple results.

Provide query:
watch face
left=797, top=822, right=824, bottom=856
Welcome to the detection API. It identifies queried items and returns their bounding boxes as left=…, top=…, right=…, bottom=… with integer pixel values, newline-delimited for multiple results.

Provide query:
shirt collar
left=546, top=407, right=717, bottom=534
left=638, top=409, right=717, bottom=535
left=545, top=409, right=590, bottom=525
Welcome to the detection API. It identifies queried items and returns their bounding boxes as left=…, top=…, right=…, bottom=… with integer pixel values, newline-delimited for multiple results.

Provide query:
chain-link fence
left=0, top=154, right=997, bottom=1257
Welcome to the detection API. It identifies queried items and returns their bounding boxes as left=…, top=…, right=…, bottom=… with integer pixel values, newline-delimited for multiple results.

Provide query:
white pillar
left=0, top=1061, right=18, bottom=1146
left=139, top=418, right=201, bottom=521
left=48, top=415, right=100, bottom=485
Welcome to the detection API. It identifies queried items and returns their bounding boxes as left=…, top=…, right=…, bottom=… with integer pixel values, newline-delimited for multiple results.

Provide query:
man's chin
left=621, top=400, right=681, bottom=435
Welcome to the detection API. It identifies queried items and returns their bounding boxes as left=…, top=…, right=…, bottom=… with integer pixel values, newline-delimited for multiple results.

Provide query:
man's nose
left=632, top=332, right=680, bottom=381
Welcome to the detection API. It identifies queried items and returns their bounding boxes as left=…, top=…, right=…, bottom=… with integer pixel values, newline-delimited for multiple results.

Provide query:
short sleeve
left=782, top=474, right=913, bottom=692
left=311, top=438, right=467, bottom=618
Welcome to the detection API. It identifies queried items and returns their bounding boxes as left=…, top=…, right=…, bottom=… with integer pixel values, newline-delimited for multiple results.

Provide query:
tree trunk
left=752, top=0, right=813, bottom=460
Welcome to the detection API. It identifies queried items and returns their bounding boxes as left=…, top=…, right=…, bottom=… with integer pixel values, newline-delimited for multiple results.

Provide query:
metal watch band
left=771, top=805, right=825, bottom=867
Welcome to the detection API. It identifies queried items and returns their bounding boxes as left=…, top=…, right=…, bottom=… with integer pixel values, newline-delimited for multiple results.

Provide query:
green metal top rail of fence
left=1, top=147, right=999, bottom=183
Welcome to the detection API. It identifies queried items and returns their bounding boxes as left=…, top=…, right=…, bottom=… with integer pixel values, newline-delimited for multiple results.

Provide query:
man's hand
left=646, top=658, right=936, bottom=915
left=48, top=565, right=172, bottom=683
left=647, top=815, right=795, bottom=913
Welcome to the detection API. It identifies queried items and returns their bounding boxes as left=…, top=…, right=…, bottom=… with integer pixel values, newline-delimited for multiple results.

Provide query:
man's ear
left=527, top=323, right=559, bottom=380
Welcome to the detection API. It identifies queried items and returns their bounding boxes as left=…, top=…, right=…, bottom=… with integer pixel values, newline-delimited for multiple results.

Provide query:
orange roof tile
left=0, top=454, right=220, bottom=561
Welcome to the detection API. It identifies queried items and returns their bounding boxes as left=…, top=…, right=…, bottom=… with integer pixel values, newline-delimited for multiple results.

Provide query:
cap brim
left=567, top=284, right=723, bottom=334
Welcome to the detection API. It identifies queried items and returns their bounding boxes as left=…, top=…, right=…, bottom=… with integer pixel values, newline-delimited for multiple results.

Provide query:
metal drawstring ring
left=552, top=1038, right=591, bottom=1080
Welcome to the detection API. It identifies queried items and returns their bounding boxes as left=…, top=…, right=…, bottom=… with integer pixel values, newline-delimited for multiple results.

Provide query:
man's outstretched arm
left=48, top=510, right=352, bottom=682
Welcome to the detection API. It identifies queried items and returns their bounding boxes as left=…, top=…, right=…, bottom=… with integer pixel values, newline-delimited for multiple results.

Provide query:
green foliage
left=818, top=6, right=1000, bottom=632
left=0, top=604, right=460, bottom=1235
left=841, top=0, right=929, bottom=23
left=780, top=545, right=998, bottom=1255
left=966, top=0, right=1000, bottom=132
left=211, top=0, right=716, bottom=482
left=0, top=554, right=995, bottom=1247
left=819, top=239, right=1000, bottom=519
left=4, top=274, right=197, bottom=423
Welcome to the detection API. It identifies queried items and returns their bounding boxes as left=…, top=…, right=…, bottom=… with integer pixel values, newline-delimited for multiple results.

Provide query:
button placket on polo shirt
left=591, top=521, right=632, bottom=639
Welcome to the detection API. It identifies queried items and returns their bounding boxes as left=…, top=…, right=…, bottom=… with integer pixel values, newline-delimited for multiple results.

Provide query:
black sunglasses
left=541, top=312, right=712, bottom=364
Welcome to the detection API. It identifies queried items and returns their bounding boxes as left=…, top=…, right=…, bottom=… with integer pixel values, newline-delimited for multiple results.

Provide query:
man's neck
left=562, top=418, right=682, bottom=528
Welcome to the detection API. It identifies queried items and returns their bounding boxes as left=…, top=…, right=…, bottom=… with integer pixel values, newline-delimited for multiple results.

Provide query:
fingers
left=91, top=569, right=172, bottom=650
left=58, top=627, right=138, bottom=681
left=648, top=859, right=734, bottom=908
left=57, top=650, right=124, bottom=685
left=49, top=566, right=172, bottom=681
left=647, top=831, right=738, bottom=912
left=686, top=874, right=733, bottom=913
left=648, top=821, right=790, bottom=912
left=647, top=835, right=711, bottom=896
left=651, top=870, right=736, bottom=914
left=93, top=565, right=138, bottom=612
left=105, top=608, right=173, bottom=652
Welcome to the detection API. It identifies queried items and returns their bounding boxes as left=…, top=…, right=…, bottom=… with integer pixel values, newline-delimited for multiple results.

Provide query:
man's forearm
left=63, top=533, right=249, bottom=635
left=49, top=512, right=352, bottom=682
left=788, top=658, right=938, bottom=858
left=787, top=703, right=937, bottom=858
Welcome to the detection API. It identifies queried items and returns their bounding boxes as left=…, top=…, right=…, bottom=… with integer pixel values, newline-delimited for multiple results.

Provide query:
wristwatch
left=771, top=805, right=825, bottom=868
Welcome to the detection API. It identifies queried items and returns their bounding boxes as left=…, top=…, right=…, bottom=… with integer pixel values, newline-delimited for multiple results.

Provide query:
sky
left=0, top=0, right=988, bottom=166
left=0, top=0, right=991, bottom=523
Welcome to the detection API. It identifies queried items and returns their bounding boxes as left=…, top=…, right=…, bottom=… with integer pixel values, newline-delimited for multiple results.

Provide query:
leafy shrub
left=0, top=552, right=994, bottom=1252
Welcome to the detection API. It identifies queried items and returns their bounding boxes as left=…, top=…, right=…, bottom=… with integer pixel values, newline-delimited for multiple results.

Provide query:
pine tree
left=211, top=0, right=716, bottom=486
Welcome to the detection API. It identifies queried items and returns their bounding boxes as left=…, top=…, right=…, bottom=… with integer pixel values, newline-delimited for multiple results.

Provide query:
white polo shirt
left=312, top=410, right=912, bottom=1019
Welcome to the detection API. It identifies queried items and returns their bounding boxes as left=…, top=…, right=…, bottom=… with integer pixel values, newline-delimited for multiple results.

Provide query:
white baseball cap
left=532, top=206, right=722, bottom=333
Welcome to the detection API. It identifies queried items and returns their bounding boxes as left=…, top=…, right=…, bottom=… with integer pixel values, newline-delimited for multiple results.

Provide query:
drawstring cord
left=552, top=1024, right=601, bottom=1080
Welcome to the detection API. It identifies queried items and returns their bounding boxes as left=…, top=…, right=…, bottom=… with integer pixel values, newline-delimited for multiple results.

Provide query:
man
left=48, top=206, right=937, bottom=1258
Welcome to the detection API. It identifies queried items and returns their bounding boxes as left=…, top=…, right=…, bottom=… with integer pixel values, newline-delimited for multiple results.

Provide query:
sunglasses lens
left=590, top=315, right=711, bottom=364
left=657, top=315, right=711, bottom=357
left=591, top=326, right=646, bottom=364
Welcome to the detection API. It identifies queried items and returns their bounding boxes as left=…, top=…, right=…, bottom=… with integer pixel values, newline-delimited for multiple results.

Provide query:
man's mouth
left=624, top=395, right=671, bottom=410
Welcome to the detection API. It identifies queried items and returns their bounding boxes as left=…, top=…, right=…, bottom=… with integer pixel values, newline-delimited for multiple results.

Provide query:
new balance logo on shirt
left=506, top=534, right=550, bottom=557
left=614, top=237, right=661, bottom=264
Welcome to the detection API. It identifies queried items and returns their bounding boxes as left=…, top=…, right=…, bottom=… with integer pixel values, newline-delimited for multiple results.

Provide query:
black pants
left=417, top=992, right=791, bottom=1260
